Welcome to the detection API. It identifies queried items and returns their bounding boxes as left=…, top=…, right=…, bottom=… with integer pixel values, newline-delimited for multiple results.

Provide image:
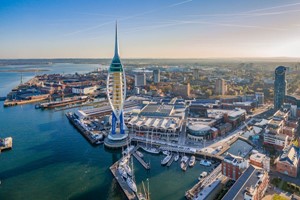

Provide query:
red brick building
left=276, top=145, right=299, bottom=178
left=222, top=153, right=249, bottom=180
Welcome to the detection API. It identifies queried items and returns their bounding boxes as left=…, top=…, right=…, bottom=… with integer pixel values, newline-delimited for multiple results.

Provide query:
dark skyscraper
left=274, top=66, right=287, bottom=110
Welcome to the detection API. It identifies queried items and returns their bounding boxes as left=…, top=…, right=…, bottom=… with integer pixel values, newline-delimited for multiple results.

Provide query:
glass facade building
left=274, top=66, right=287, bottom=110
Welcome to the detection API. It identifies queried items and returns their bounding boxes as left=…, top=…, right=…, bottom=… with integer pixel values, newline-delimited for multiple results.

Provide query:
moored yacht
left=118, top=166, right=128, bottom=179
left=161, top=154, right=172, bottom=166
left=162, top=150, right=170, bottom=156
left=174, top=154, right=179, bottom=162
left=140, top=145, right=160, bottom=154
left=136, top=150, right=144, bottom=158
left=180, top=156, right=189, bottom=171
left=123, top=163, right=133, bottom=177
left=189, top=156, right=196, bottom=167
left=126, top=177, right=137, bottom=193
left=198, top=171, right=208, bottom=181
left=200, top=159, right=212, bottom=167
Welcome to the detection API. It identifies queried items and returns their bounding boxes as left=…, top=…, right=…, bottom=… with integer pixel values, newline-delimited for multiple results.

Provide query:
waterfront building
left=222, top=153, right=249, bottom=181
left=275, top=145, right=299, bottom=178
left=153, top=69, right=160, bottom=83
left=222, top=165, right=269, bottom=200
left=274, top=66, right=287, bottom=110
left=249, top=152, right=270, bottom=172
left=104, top=23, right=128, bottom=148
left=215, top=78, right=227, bottom=96
left=72, top=85, right=97, bottom=95
left=135, top=73, right=146, bottom=87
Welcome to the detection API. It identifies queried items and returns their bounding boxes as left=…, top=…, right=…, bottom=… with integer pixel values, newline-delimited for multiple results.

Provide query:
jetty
left=0, top=137, right=13, bottom=152
left=110, top=161, right=138, bottom=200
left=185, top=164, right=222, bottom=200
left=65, top=112, right=100, bottom=145
left=132, top=151, right=150, bottom=170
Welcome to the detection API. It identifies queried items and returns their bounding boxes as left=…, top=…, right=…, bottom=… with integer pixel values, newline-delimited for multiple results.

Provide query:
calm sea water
left=0, top=64, right=210, bottom=200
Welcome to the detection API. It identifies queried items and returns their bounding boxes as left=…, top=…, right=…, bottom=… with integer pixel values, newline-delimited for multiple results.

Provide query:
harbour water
left=0, top=64, right=213, bottom=200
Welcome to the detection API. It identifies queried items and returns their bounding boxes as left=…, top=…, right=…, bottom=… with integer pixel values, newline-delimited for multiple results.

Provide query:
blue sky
left=1, top=0, right=300, bottom=58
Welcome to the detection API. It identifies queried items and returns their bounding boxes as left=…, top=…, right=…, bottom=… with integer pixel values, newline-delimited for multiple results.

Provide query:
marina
left=132, top=151, right=150, bottom=170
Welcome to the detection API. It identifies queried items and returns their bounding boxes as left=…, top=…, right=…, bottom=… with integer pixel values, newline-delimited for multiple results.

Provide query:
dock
left=166, top=154, right=175, bottom=167
left=132, top=152, right=150, bottom=170
left=185, top=164, right=222, bottom=200
left=65, top=112, right=99, bottom=145
left=0, top=137, right=13, bottom=152
left=110, top=161, right=138, bottom=200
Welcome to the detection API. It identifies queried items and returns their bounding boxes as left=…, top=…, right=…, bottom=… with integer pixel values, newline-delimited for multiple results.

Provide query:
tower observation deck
left=104, top=22, right=129, bottom=148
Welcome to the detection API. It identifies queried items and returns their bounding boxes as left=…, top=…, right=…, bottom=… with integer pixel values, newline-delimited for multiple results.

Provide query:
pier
left=0, top=137, right=13, bottom=152
left=132, top=151, right=150, bottom=170
left=65, top=112, right=99, bottom=145
left=110, top=161, right=138, bottom=200
left=185, top=164, right=222, bottom=200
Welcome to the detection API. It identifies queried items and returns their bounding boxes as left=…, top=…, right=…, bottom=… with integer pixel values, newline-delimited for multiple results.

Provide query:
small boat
left=119, top=155, right=130, bottom=166
left=180, top=161, right=187, bottom=171
left=162, top=150, right=170, bottom=156
left=126, top=177, right=137, bottom=193
left=123, top=164, right=133, bottom=177
left=198, top=171, right=208, bottom=180
left=189, top=156, right=196, bottom=167
left=180, top=156, right=189, bottom=171
left=124, top=145, right=135, bottom=155
left=136, top=150, right=144, bottom=158
left=161, top=154, right=172, bottom=166
left=200, top=159, right=212, bottom=167
left=140, top=146, right=160, bottom=154
left=174, top=154, right=179, bottom=162
left=118, top=166, right=128, bottom=179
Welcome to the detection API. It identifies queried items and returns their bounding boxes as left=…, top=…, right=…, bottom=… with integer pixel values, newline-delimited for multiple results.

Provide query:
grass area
left=271, top=178, right=300, bottom=196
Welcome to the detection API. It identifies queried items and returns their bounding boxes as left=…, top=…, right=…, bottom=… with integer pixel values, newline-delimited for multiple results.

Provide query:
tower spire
left=114, top=21, right=119, bottom=59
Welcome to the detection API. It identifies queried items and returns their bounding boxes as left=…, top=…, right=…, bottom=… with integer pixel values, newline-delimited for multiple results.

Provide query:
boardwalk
left=110, top=161, right=138, bottom=200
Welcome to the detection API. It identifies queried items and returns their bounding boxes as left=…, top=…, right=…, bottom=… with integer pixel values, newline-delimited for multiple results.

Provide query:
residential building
left=249, top=152, right=270, bottom=172
left=135, top=73, right=146, bottom=87
left=215, top=78, right=227, bottom=96
left=153, top=69, right=160, bottom=83
left=275, top=145, right=299, bottom=178
left=274, top=66, right=287, bottom=110
left=222, top=165, right=269, bottom=200
left=172, top=83, right=190, bottom=98
left=222, top=153, right=249, bottom=181
left=72, top=85, right=97, bottom=95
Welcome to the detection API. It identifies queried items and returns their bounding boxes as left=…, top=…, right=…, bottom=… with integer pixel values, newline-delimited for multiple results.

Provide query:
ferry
left=118, top=166, right=128, bottom=179
left=140, top=146, right=160, bottom=154
left=126, top=177, right=137, bottom=193
left=200, top=159, right=212, bottom=167
left=189, top=156, right=196, bottom=167
left=161, top=154, right=172, bottom=166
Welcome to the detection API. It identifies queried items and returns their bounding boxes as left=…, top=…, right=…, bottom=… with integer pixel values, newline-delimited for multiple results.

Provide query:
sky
left=1, top=0, right=300, bottom=59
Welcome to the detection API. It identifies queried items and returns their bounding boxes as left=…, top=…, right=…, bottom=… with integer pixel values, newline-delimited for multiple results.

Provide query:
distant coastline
left=0, top=69, right=50, bottom=73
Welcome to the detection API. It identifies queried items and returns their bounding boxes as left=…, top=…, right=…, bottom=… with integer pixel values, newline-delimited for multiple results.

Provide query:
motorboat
left=174, top=154, right=179, bottom=162
left=180, top=156, right=189, bottom=171
left=123, top=163, right=133, bottom=177
left=162, top=150, right=170, bottom=156
left=198, top=171, right=208, bottom=181
left=126, top=177, right=137, bottom=193
left=136, top=150, right=144, bottom=158
left=200, top=159, right=212, bottom=167
left=118, top=166, right=128, bottom=179
left=124, top=145, right=135, bottom=155
left=189, top=156, right=196, bottom=167
left=161, top=154, right=172, bottom=166
left=140, top=145, right=160, bottom=154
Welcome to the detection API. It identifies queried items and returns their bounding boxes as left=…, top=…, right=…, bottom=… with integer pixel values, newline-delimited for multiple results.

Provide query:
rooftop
left=278, top=145, right=299, bottom=166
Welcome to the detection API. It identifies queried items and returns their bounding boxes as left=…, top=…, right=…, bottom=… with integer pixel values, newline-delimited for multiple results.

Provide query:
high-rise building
left=193, top=68, right=200, bottom=80
left=255, top=92, right=264, bottom=105
left=172, top=83, right=190, bottom=98
left=153, top=69, right=160, bottom=83
left=104, top=22, right=128, bottom=148
left=215, top=78, right=226, bottom=95
left=135, top=73, right=146, bottom=87
left=274, top=66, right=287, bottom=110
